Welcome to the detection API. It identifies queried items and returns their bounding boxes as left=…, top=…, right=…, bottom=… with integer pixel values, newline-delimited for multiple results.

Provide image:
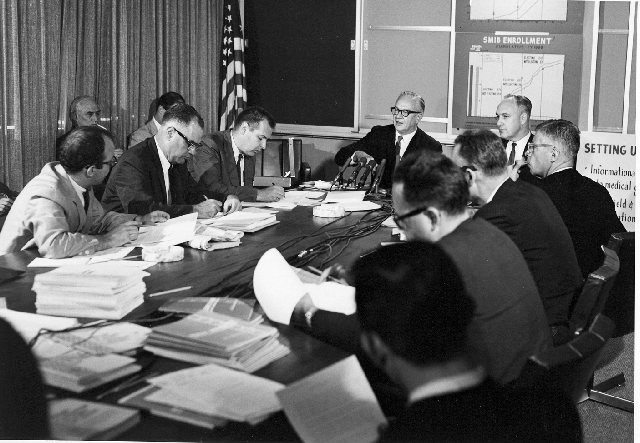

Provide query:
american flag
left=219, top=0, right=247, bottom=131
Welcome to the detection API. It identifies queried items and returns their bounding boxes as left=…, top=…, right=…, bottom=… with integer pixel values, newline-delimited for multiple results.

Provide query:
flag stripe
left=219, top=0, right=246, bottom=130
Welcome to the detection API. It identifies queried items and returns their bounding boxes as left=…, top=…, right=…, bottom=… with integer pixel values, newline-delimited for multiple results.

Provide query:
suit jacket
left=334, top=125, right=442, bottom=189
left=475, top=179, right=583, bottom=343
left=378, top=379, right=581, bottom=442
left=188, top=131, right=258, bottom=201
left=502, top=134, right=539, bottom=183
left=101, top=137, right=225, bottom=217
left=128, top=119, right=158, bottom=149
left=529, top=168, right=625, bottom=278
left=0, top=163, right=134, bottom=258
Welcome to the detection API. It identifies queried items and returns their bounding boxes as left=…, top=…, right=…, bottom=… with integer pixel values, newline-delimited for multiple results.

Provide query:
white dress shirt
left=230, top=132, right=245, bottom=186
left=396, top=129, right=417, bottom=159
left=508, top=132, right=532, bottom=162
left=154, top=136, right=172, bottom=204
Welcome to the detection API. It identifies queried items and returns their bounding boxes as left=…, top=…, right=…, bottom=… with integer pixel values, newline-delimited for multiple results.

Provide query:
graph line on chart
left=470, top=0, right=567, bottom=21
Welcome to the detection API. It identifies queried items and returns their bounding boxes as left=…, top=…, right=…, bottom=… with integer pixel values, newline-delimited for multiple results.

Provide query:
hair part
left=397, top=91, right=425, bottom=113
left=535, top=119, right=580, bottom=159
left=393, top=151, right=469, bottom=215
left=504, top=94, right=532, bottom=117
left=454, top=129, right=507, bottom=177
left=162, top=103, right=204, bottom=129
left=59, top=126, right=115, bottom=173
left=157, top=91, right=185, bottom=111
left=355, top=242, right=476, bottom=366
left=234, top=106, right=276, bottom=131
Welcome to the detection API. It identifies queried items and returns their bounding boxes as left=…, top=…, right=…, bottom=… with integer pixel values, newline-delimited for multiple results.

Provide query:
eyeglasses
left=172, top=127, right=203, bottom=153
left=526, top=143, right=555, bottom=154
left=96, top=156, right=118, bottom=169
left=390, top=107, right=421, bottom=118
left=393, top=206, right=427, bottom=229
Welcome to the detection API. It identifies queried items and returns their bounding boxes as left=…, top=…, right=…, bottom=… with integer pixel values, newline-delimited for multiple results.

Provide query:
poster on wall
left=576, top=132, right=636, bottom=231
left=452, top=32, right=583, bottom=130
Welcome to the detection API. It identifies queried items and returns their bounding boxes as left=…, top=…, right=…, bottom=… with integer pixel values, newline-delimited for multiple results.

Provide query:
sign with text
left=576, top=132, right=636, bottom=231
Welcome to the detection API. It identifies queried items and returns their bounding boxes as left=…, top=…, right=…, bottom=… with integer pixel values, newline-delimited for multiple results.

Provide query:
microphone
left=368, top=159, right=387, bottom=195
left=357, top=159, right=377, bottom=189
left=345, top=157, right=367, bottom=188
left=330, top=156, right=354, bottom=190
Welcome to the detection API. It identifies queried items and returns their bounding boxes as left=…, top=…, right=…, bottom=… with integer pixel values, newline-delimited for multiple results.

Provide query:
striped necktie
left=395, top=135, right=403, bottom=169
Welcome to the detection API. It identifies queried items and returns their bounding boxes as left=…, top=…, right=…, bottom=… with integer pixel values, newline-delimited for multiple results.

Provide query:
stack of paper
left=123, top=364, right=284, bottom=425
left=202, top=211, right=279, bottom=232
left=144, top=310, right=289, bottom=373
left=323, top=191, right=381, bottom=211
left=159, top=297, right=263, bottom=324
left=45, top=322, right=151, bottom=355
left=49, top=398, right=140, bottom=440
left=131, top=213, right=197, bottom=247
left=187, top=225, right=243, bottom=251
left=32, top=265, right=148, bottom=319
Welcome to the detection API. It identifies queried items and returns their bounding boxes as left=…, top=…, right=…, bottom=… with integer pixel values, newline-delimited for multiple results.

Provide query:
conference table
left=0, top=203, right=396, bottom=441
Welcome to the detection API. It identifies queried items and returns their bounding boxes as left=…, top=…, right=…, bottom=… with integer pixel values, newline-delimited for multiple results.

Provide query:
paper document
left=277, top=355, right=387, bottom=443
left=324, top=191, right=366, bottom=203
left=382, top=216, right=397, bottom=228
left=0, top=309, right=78, bottom=343
left=305, top=282, right=356, bottom=315
left=253, top=249, right=307, bottom=324
left=338, top=201, right=380, bottom=212
left=131, top=213, right=197, bottom=246
left=28, top=257, right=91, bottom=267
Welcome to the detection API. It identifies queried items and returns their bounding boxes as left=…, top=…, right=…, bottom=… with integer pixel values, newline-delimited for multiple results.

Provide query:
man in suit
left=263, top=152, right=551, bottom=386
left=333, top=91, right=442, bottom=189
left=0, top=181, right=18, bottom=232
left=189, top=106, right=284, bottom=202
left=102, top=104, right=240, bottom=218
left=0, top=126, right=168, bottom=258
left=514, top=119, right=625, bottom=278
left=128, top=91, right=185, bottom=149
left=450, top=129, right=584, bottom=345
left=496, top=94, right=537, bottom=182
left=354, top=242, right=581, bottom=442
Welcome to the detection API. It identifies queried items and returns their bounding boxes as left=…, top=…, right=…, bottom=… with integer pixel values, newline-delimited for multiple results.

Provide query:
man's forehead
left=250, top=120, right=272, bottom=136
left=496, top=99, right=517, bottom=115
left=395, top=96, right=417, bottom=110
left=78, top=99, right=98, bottom=110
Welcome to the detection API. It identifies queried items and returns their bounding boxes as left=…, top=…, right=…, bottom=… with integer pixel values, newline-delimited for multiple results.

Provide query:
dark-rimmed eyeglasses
left=95, top=156, right=118, bottom=169
left=393, top=206, right=427, bottom=229
left=172, top=127, right=203, bottom=152
left=390, top=107, right=421, bottom=118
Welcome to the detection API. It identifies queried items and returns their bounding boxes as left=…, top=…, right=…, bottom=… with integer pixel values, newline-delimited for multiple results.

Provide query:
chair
left=603, top=232, right=635, bottom=337
left=253, top=138, right=311, bottom=187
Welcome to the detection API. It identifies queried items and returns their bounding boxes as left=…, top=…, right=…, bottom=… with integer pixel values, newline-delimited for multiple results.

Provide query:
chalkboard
left=244, top=0, right=356, bottom=128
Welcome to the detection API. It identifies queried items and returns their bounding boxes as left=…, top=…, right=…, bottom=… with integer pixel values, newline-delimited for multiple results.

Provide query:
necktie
left=508, top=141, right=516, bottom=165
left=82, top=191, right=90, bottom=213
left=167, top=165, right=174, bottom=205
left=395, top=135, right=403, bottom=169
left=237, top=153, right=244, bottom=186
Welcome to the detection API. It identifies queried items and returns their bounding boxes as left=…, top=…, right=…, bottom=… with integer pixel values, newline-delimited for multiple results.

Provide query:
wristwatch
left=304, top=306, right=318, bottom=328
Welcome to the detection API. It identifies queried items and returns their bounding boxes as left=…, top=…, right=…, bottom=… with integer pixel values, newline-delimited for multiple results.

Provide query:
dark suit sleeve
left=309, top=311, right=361, bottom=353
left=334, top=126, right=387, bottom=167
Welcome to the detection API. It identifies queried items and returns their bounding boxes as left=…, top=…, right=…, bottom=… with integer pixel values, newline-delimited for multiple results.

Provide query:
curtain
left=0, top=0, right=222, bottom=191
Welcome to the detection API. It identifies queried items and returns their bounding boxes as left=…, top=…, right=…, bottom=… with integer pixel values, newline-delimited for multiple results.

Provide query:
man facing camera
left=189, top=106, right=283, bottom=202
left=128, top=91, right=185, bottom=149
left=102, top=104, right=241, bottom=218
left=355, top=242, right=581, bottom=442
left=513, top=119, right=625, bottom=278
left=0, top=127, right=168, bottom=258
left=334, top=91, right=442, bottom=189
left=450, top=129, right=584, bottom=345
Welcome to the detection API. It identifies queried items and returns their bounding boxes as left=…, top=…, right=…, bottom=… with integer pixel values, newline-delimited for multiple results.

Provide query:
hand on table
left=194, top=199, right=222, bottom=218
left=257, top=186, right=285, bottom=202
left=103, top=220, right=142, bottom=248
left=223, top=195, right=241, bottom=214
left=135, top=211, right=170, bottom=224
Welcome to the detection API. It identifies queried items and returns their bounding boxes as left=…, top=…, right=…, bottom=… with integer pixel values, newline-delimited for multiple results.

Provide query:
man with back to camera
left=449, top=129, right=584, bottom=345
left=496, top=94, right=537, bottom=182
left=259, top=151, right=551, bottom=386
left=353, top=242, right=581, bottom=442
left=333, top=91, right=442, bottom=189
left=128, top=91, right=185, bottom=149
left=102, top=104, right=241, bottom=218
left=511, top=119, right=625, bottom=278
left=0, top=126, right=168, bottom=258
left=189, top=106, right=284, bottom=202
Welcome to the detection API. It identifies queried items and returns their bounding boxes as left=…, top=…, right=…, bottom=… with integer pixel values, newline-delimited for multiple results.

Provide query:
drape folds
left=0, top=0, right=222, bottom=190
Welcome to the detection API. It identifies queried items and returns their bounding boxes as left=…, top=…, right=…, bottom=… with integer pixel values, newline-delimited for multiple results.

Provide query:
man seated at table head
left=189, top=106, right=283, bottom=202
left=511, top=119, right=625, bottom=278
left=354, top=242, right=581, bottom=442
left=290, top=151, right=550, bottom=385
left=333, top=91, right=442, bottom=189
left=0, top=126, right=168, bottom=258
left=128, top=91, right=185, bottom=149
left=102, top=103, right=241, bottom=219
left=449, top=129, right=583, bottom=345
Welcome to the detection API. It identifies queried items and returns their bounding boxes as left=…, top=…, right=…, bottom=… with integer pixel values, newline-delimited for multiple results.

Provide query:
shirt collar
left=408, top=366, right=486, bottom=404
left=62, top=165, right=87, bottom=204
left=230, top=131, right=242, bottom=162
left=152, top=117, right=162, bottom=132
left=396, top=129, right=417, bottom=143
left=548, top=166, right=573, bottom=176
left=154, top=135, right=171, bottom=172
left=486, top=176, right=509, bottom=203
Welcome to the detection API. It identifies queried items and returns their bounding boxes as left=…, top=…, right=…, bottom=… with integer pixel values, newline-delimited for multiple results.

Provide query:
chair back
left=603, top=232, right=635, bottom=336
left=569, top=246, right=619, bottom=336
left=253, top=138, right=310, bottom=186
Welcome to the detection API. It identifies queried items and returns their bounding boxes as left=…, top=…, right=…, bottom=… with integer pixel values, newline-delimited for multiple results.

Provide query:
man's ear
left=424, top=207, right=440, bottom=230
left=520, top=111, right=527, bottom=126
left=85, top=165, right=96, bottom=178
left=360, top=332, right=389, bottom=369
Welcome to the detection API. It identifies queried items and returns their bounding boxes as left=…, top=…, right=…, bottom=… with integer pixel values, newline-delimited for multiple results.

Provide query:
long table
left=0, top=205, right=395, bottom=441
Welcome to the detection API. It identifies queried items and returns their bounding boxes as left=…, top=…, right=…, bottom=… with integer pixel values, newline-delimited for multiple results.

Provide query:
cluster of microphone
left=330, top=156, right=386, bottom=193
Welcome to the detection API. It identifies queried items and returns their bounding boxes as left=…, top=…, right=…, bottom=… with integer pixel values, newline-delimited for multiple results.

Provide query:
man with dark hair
left=355, top=242, right=581, bottom=442
left=334, top=91, right=442, bottom=189
left=0, top=126, right=167, bottom=258
left=450, top=129, right=583, bottom=345
left=513, top=119, right=625, bottom=278
left=102, top=104, right=240, bottom=218
left=128, top=92, right=185, bottom=148
left=189, top=106, right=283, bottom=202
left=273, top=151, right=550, bottom=385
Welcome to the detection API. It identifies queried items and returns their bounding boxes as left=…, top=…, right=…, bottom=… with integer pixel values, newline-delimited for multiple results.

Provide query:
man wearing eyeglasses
left=102, top=104, right=241, bottom=219
left=0, top=126, right=168, bottom=258
left=333, top=91, right=442, bottom=189
left=450, top=129, right=583, bottom=346
left=513, top=119, right=625, bottom=278
left=128, top=92, right=185, bottom=149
